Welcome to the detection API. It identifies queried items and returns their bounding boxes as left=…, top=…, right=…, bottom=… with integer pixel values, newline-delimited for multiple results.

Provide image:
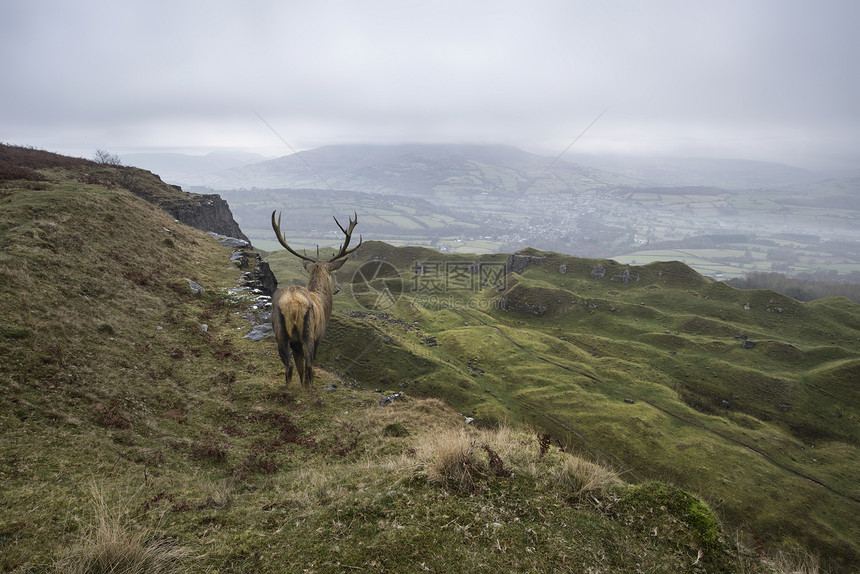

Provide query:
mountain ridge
left=123, top=142, right=827, bottom=192
left=192, top=142, right=640, bottom=193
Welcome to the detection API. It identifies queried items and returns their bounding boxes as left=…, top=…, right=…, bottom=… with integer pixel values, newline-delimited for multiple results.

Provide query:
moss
left=96, top=323, right=116, bottom=336
left=382, top=422, right=410, bottom=437
left=620, top=482, right=721, bottom=549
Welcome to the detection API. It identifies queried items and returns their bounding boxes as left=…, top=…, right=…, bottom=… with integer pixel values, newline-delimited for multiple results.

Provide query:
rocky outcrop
left=165, top=193, right=249, bottom=242
left=506, top=252, right=546, bottom=274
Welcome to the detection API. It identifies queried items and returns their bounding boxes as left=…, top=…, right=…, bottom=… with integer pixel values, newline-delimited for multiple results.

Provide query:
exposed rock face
left=590, top=265, right=606, bottom=279
left=252, top=259, right=278, bottom=297
left=165, top=194, right=249, bottom=242
left=506, top=252, right=546, bottom=274
left=616, top=269, right=640, bottom=284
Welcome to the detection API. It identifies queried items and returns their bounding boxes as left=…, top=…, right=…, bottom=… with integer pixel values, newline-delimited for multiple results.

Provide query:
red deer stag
left=270, top=211, right=361, bottom=388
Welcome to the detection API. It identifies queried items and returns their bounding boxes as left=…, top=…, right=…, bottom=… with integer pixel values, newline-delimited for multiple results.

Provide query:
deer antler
left=271, top=210, right=318, bottom=262
left=329, top=212, right=362, bottom=262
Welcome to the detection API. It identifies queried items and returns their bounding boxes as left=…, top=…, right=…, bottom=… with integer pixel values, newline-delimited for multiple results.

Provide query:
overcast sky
left=2, top=0, right=858, bottom=169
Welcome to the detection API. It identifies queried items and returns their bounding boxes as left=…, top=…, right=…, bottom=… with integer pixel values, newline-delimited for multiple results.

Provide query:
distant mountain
left=143, top=143, right=827, bottom=193
left=568, top=153, right=819, bottom=189
left=185, top=143, right=642, bottom=193
left=121, top=150, right=269, bottom=185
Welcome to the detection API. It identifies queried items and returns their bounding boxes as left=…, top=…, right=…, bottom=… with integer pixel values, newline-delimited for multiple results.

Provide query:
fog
left=2, top=0, right=859, bottom=169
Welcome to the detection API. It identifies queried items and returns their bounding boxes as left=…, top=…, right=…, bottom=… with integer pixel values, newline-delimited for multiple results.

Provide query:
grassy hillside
left=268, top=241, right=860, bottom=572
left=0, top=153, right=795, bottom=572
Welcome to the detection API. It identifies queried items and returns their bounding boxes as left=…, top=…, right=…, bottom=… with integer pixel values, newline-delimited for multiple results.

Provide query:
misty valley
left=145, top=144, right=860, bottom=285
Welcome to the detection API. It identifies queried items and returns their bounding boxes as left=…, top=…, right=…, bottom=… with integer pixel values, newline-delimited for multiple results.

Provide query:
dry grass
left=548, top=454, right=623, bottom=500
left=283, top=467, right=350, bottom=507
left=53, top=486, right=193, bottom=574
left=411, top=427, right=478, bottom=492
left=405, top=424, right=621, bottom=499
left=768, top=549, right=824, bottom=574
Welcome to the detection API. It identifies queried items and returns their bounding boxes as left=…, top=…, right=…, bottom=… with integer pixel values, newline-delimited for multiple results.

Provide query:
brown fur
left=270, top=211, right=360, bottom=388
left=270, top=258, right=347, bottom=387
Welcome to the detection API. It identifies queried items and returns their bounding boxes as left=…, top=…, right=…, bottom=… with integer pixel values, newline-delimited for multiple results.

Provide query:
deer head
left=271, top=210, right=362, bottom=286
left=269, top=211, right=362, bottom=388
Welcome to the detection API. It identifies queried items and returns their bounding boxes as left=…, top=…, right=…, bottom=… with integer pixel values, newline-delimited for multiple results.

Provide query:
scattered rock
left=185, top=279, right=205, bottom=294
left=616, top=269, right=639, bottom=284
left=589, top=265, right=606, bottom=279
left=378, top=392, right=404, bottom=406
left=243, top=322, right=273, bottom=342
left=207, top=231, right=250, bottom=250
left=204, top=236, right=279, bottom=341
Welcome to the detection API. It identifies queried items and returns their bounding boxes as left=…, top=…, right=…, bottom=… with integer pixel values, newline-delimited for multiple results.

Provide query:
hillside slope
left=0, top=153, right=784, bottom=571
left=267, top=241, right=860, bottom=572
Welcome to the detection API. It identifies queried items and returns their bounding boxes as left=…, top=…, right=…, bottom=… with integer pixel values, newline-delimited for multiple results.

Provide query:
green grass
left=271, top=242, right=860, bottom=572
left=0, top=160, right=788, bottom=572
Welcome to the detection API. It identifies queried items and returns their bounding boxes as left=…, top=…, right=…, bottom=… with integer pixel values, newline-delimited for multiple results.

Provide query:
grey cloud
left=1, top=0, right=858, bottom=169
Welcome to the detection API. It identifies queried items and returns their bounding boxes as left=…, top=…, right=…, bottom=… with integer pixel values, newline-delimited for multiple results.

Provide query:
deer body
left=270, top=211, right=360, bottom=388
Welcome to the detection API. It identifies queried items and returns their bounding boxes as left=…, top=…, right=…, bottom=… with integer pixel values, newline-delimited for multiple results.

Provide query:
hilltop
left=0, top=145, right=848, bottom=572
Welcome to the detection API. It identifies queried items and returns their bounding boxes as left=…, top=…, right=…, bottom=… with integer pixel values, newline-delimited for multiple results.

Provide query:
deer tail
left=279, top=291, right=312, bottom=344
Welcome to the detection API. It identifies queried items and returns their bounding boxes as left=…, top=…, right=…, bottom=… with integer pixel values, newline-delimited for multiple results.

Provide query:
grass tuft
left=769, top=548, right=823, bottom=574
left=412, top=427, right=480, bottom=493
left=549, top=454, right=622, bottom=501
left=407, top=425, right=622, bottom=500
left=54, top=486, right=193, bottom=574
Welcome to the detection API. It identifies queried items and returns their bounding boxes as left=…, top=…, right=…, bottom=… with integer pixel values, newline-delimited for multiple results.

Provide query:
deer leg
left=285, top=351, right=294, bottom=385
left=273, top=305, right=294, bottom=385
left=293, top=348, right=307, bottom=388
left=304, top=358, right=314, bottom=388
left=304, top=343, right=318, bottom=388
